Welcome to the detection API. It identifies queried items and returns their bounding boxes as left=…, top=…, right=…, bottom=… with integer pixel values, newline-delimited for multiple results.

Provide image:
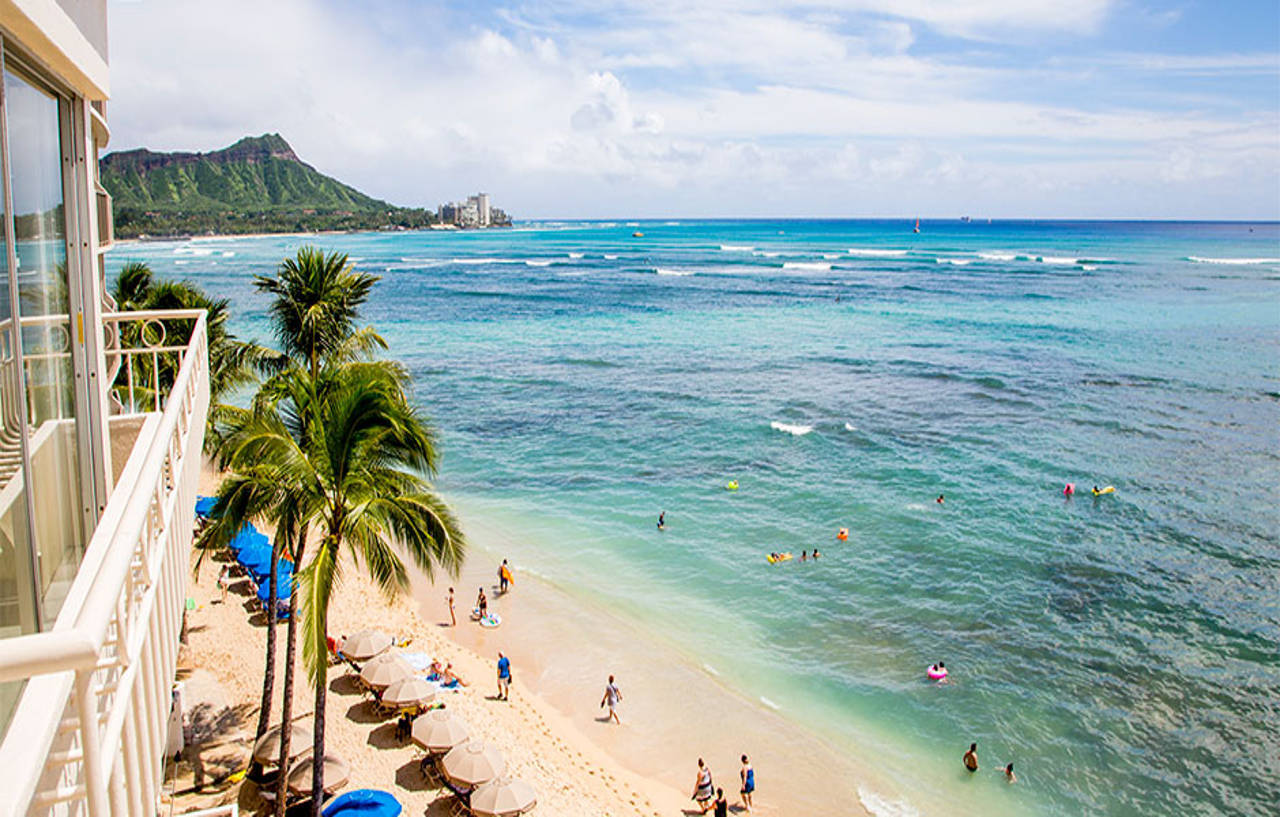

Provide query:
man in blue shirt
left=496, top=652, right=511, bottom=700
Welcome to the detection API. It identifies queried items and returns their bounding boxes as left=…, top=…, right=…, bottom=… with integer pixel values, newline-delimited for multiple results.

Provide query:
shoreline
left=172, top=460, right=691, bottom=816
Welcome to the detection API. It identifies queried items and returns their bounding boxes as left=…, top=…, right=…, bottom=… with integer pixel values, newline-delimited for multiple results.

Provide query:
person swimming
left=963, top=743, right=979, bottom=772
left=812, top=549, right=820, bottom=559
left=800, top=550, right=808, bottom=562
left=936, top=494, right=945, bottom=504
left=657, top=511, right=666, bottom=530
left=1004, top=763, right=1016, bottom=783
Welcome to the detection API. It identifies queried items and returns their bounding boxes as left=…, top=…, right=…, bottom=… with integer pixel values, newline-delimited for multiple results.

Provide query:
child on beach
left=740, top=754, right=754, bottom=811
left=216, top=565, right=230, bottom=603
left=713, top=787, right=728, bottom=817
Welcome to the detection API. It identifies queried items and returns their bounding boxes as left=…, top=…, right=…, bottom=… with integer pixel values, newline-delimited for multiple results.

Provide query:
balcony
left=0, top=309, right=210, bottom=817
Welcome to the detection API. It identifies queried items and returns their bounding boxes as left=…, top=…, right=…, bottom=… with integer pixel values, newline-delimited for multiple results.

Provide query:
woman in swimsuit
left=477, top=587, right=488, bottom=617
left=692, top=758, right=715, bottom=813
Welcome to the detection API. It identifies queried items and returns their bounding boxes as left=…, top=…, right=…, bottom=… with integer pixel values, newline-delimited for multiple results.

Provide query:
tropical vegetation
left=198, top=247, right=464, bottom=815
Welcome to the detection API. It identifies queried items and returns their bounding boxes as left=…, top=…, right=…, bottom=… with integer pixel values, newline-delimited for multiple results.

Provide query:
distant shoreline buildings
left=436, top=192, right=512, bottom=228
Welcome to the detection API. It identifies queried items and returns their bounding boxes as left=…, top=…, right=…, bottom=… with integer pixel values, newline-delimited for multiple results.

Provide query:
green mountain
left=100, top=133, right=435, bottom=237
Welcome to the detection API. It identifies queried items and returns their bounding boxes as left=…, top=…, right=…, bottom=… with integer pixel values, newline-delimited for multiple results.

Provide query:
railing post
left=122, top=687, right=144, bottom=817
left=75, top=671, right=109, bottom=817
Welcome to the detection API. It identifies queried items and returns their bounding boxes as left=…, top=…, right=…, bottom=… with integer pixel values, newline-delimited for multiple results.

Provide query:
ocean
left=111, top=219, right=1280, bottom=815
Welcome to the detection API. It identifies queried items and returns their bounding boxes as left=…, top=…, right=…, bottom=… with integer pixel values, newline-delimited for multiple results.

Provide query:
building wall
left=53, top=0, right=105, bottom=61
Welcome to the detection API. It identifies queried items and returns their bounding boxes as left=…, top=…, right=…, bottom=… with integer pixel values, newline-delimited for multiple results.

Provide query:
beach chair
left=440, top=775, right=473, bottom=817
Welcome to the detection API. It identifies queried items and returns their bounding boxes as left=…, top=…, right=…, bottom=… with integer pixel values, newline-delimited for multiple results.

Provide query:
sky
left=106, top=0, right=1280, bottom=219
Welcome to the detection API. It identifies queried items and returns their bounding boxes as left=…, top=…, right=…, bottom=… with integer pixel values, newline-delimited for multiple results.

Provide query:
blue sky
left=108, top=0, right=1279, bottom=218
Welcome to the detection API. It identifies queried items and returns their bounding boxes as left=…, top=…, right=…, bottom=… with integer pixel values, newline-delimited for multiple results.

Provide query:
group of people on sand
left=691, top=755, right=756, bottom=815
left=444, top=559, right=515, bottom=626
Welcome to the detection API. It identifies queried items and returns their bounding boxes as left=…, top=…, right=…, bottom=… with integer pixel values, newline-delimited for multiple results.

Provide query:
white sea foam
left=450, top=257, right=521, bottom=265
left=754, top=251, right=783, bottom=258
left=771, top=421, right=813, bottom=436
left=783, top=261, right=831, bottom=271
left=174, top=247, right=214, bottom=256
left=603, top=254, right=619, bottom=260
left=719, top=244, right=754, bottom=251
left=977, top=251, right=1017, bottom=261
left=857, top=786, right=920, bottom=817
left=759, top=696, right=781, bottom=711
left=1187, top=256, right=1280, bottom=265
left=847, top=248, right=908, bottom=257
left=935, top=258, right=971, bottom=266
left=221, top=251, right=235, bottom=257
left=655, top=268, right=694, bottom=276
left=625, top=222, right=640, bottom=227
left=175, top=260, right=189, bottom=265
left=525, top=260, right=553, bottom=267
left=664, top=221, right=680, bottom=226
left=1039, top=256, right=1080, bottom=265
left=905, top=502, right=928, bottom=511
left=702, top=663, right=720, bottom=677
left=822, top=253, right=840, bottom=260
left=844, top=422, right=857, bottom=432
left=568, top=252, right=584, bottom=259
left=1080, top=264, right=1097, bottom=271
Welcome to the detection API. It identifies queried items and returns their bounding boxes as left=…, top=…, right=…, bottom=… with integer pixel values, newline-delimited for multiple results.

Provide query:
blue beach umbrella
left=195, top=496, right=218, bottom=517
left=240, top=546, right=272, bottom=576
left=321, top=789, right=402, bottom=817
left=257, top=571, right=294, bottom=603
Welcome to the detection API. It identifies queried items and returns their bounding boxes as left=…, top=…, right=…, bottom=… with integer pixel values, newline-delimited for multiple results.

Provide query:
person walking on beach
left=740, top=754, right=754, bottom=812
left=447, top=587, right=456, bottom=626
left=216, top=564, right=231, bottom=603
left=496, top=651, right=511, bottom=700
left=713, top=787, right=728, bottom=817
left=498, top=560, right=513, bottom=593
left=601, top=675, right=622, bottom=724
left=691, top=758, right=715, bottom=813
left=963, top=742, right=979, bottom=772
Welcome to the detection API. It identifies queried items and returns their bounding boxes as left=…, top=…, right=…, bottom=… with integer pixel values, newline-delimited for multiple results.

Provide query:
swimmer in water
left=1004, top=763, right=1016, bottom=783
left=936, top=494, right=945, bottom=504
left=812, top=549, right=820, bottom=559
left=800, top=551, right=808, bottom=562
left=963, top=743, right=978, bottom=772
left=657, top=511, right=665, bottom=530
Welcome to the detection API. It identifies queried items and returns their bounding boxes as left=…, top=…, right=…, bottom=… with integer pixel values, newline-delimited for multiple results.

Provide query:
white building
left=0, top=2, right=212, bottom=815
left=475, top=193, right=489, bottom=227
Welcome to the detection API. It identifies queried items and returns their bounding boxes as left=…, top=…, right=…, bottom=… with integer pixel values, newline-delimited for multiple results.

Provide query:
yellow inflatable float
left=1092, top=485, right=1115, bottom=496
left=726, top=480, right=739, bottom=491
left=766, top=552, right=793, bottom=564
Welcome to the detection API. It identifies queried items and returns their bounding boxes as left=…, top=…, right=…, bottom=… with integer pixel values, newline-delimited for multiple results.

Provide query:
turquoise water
left=111, top=220, right=1280, bottom=815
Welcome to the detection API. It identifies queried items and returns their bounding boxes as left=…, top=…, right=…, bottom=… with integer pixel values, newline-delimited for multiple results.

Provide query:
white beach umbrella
left=411, top=709, right=471, bottom=754
left=286, top=752, right=351, bottom=795
left=360, top=655, right=413, bottom=690
left=342, top=629, right=394, bottom=660
left=440, top=740, right=506, bottom=788
left=251, top=721, right=313, bottom=765
left=470, top=777, right=538, bottom=816
left=381, top=677, right=437, bottom=709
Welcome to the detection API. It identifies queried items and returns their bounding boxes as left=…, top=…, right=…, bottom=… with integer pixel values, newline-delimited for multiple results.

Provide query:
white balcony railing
left=0, top=309, right=209, bottom=817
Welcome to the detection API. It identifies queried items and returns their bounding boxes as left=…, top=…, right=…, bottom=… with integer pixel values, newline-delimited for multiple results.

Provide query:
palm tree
left=253, top=247, right=381, bottom=381
left=110, top=261, right=272, bottom=451
left=223, top=362, right=464, bottom=813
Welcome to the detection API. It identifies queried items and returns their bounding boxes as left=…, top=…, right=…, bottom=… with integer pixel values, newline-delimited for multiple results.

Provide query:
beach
left=171, top=463, right=696, bottom=816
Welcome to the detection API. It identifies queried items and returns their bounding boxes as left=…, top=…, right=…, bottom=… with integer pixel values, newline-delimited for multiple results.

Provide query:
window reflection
left=2, top=68, right=84, bottom=624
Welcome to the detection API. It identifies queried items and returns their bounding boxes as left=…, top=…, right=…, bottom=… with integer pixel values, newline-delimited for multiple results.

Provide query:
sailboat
left=913, top=218, right=920, bottom=234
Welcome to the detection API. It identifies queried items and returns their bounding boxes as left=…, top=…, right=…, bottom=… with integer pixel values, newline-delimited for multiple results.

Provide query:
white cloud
left=103, top=0, right=1280, bottom=219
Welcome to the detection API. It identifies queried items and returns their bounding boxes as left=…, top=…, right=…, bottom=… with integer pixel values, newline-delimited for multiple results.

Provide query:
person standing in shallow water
left=963, top=743, right=979, bottom=772
left=446, top=587, right=456, bottom=626
left=1004, top=763, right=1016, bottom=783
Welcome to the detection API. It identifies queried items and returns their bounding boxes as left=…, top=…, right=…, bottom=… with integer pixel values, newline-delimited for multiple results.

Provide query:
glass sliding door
left=1, top=64, right=86, bottom=625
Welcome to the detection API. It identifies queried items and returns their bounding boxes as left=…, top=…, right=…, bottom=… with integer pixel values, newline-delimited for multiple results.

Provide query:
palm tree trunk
left=255, top=535, right=280, bottom=741
left=274, top=530, right=306, bottom=817
left=310, top=535, right=337, bottom=817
